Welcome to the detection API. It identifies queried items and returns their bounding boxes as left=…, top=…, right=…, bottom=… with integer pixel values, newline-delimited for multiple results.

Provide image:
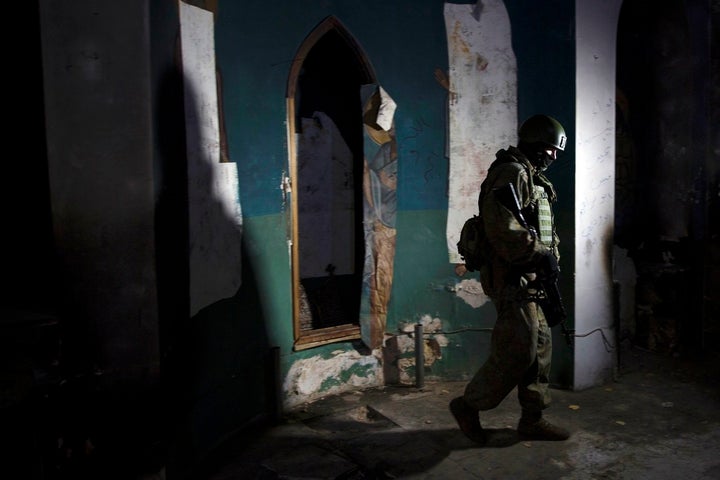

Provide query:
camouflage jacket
left=478, top=146, right=560, bottom=295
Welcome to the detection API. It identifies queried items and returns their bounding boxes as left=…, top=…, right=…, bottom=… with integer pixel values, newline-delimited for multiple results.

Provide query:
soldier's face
left=539, top=148, right=558, bottom=170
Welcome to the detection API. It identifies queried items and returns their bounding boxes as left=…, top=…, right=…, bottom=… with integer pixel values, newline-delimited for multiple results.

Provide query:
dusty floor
left=195, top=345, right=720, bottom=480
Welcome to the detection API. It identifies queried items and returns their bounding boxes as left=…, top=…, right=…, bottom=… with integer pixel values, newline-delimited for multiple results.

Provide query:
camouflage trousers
left=464, top=282, right=552, bottom=414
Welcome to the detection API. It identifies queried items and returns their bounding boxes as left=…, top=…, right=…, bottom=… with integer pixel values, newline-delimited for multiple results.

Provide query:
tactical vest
left=530, top=184, right=554, bottom=245
left=485, top=150, right=557, bottom=249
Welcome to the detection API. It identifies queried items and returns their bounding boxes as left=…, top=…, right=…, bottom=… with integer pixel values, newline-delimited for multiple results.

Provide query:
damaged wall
left=284, top=348, right=382, bottom=410
left=444, top=1, right=517, bottom=264
left=36, top=0, right=577, bottom=470
left=22, top=0, right=716, bottom=476
left=214, top=0, right=575, bottom=409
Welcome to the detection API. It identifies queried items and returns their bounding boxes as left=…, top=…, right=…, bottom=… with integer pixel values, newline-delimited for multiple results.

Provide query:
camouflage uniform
left=465, top=146, right=559, bottom=416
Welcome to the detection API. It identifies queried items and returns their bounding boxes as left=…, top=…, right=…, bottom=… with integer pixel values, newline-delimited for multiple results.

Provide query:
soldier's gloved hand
left=536, top=252, right=560, bottom=280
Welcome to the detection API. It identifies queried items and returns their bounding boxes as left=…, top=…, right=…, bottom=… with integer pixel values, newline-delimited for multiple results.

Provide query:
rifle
left=493, top=183, right=572, bottom=346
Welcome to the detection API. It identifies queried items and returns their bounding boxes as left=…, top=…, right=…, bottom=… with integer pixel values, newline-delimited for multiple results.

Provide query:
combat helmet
left=518, top=115, right=567, bottom=151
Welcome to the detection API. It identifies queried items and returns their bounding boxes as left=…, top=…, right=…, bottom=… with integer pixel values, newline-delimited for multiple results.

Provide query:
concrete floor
left=194, top=345, right=720, bottom=480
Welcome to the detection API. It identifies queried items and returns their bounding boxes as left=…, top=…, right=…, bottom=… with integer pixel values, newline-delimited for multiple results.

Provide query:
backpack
left=457, top=214, right=488, bottom=272
left=456, top=151, right=529, bottom=272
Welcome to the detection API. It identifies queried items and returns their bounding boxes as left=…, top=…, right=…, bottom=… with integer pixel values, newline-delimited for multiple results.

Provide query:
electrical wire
left=385, top=327, right=494, bottom=337
left=570, top=327, right=616, bottom=352
left=386, top=325, right=616, bottom=352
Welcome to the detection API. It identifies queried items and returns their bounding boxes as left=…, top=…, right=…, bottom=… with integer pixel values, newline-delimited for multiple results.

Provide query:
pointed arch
left=286, top=16, right=379, bottom=350
left=286, top=16, right=377, bottom=100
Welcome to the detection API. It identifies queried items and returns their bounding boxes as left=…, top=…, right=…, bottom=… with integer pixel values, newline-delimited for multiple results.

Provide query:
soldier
left=451, top=114, right=570, bottom=443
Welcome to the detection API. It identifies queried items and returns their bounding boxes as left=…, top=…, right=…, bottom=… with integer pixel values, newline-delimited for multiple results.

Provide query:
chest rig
left=482, top=149, right=558, bottom=249
left=505, top=153, right=557, bottom=249
left=526, top=183, right=554, bottom=245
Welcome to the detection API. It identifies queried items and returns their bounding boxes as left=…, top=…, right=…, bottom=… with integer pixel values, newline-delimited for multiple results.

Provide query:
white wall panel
left=444, top=1, right=517, bottom=265
left=574, top=0, right=623, bottom=389
left=180, top=1, right=243, bottom=316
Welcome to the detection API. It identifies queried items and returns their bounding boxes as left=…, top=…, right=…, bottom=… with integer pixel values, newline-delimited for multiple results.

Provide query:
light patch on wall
left=283, top=350, right=382, bottom=409
left=443, top=1, right=517, bottom=264
left=453, top=277, right=490, bottom=308
left=179, top=1, right=243, bottom=316
left=574, top=0, right=623, bottom=390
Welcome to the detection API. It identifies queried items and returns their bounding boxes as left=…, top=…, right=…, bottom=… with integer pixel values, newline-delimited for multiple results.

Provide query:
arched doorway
left=286, top=16, right=378, bottom=350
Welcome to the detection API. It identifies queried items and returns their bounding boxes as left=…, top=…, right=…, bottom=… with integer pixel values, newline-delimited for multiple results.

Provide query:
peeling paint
left=455, top=277, right=490, bottom=308
left=180, top=3, right=243, bottom=316
left=387, top=315, right=450, bottom=384
left=283, top=349, right=382, bottom=409
left=444, top=1, right=517, bottom=263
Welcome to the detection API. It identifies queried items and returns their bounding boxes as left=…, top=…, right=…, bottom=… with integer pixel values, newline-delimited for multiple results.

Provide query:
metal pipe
left=415, top=323, right=424, bottom=388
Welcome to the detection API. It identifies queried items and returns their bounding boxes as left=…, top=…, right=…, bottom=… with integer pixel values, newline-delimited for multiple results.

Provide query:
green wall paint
left=241, top=215, right=293, bottom=352
left=320, top=362, right=376, bottom=391
left=243, top=209, right=572, bottom=387
left=213, top=0, right=576, bottom=402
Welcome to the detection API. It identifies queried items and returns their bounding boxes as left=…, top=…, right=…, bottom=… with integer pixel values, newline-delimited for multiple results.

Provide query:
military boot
left=449, top=396, right=487, bottom=444
left=517, top=410, right=570, bottom=441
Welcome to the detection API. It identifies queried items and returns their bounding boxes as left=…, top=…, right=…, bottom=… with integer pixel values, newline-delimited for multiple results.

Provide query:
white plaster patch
left=455, top=278, right=490, bottom=308
left=180, top=2, right=243, bottom=316
left=418, top=314, right=442, bottom=332
left=444, top=1, right=517, bottom=263
left=396, top=314, right=448, bottom=343
left=376, top=86, right=397, bottom=131
left=391, top=315, right=450, bottom=384
left=283, top=350, right=382, bottom=409
left=395, top=333, right=415, bottom=353
left=574, top=0, right=623, bottom=390
left=397, top=358, right=415, bottom=384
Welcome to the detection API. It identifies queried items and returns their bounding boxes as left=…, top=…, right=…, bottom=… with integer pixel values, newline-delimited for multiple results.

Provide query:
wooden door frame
left=285, top=16, right=377, bottom=350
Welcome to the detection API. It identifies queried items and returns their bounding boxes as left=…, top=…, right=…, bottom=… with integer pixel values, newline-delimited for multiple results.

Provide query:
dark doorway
left=615, top=0, right=710, bottom=356
left=292, top=23, right=373, bottom=335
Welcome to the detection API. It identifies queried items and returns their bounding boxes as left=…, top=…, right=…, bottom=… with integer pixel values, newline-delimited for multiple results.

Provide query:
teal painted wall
left=215, top=1, right=449, bottom=216
left=391, top=209, right=495, bottom=378
left=213, top=0, right=575, bottom=401
left=156, top=0, right=576, bottom=468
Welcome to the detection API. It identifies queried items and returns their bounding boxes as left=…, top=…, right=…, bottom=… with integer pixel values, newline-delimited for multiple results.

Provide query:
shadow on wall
left=0, top=55, right=273, bottom=480
left=156, top=63, right=274, bottom=478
